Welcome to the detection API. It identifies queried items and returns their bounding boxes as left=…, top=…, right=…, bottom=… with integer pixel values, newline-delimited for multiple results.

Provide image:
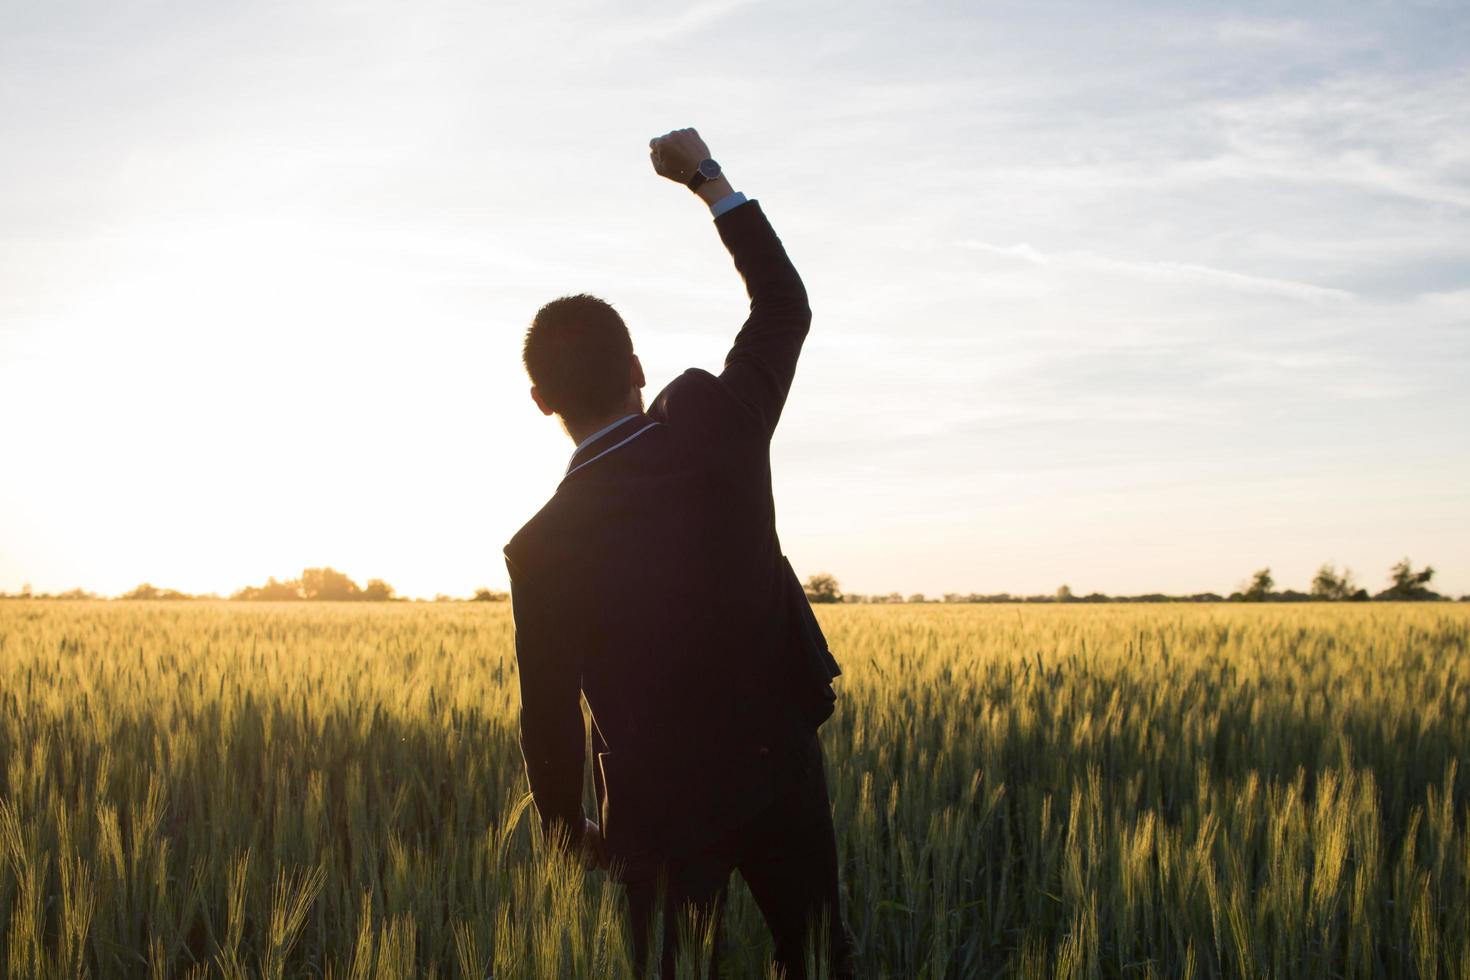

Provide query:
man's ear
left=529, top=386, right=555, bottom=417
left=631, top=354, right=646, bottom=390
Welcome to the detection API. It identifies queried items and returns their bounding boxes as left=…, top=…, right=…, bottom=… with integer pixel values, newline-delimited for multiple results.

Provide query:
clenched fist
left=648, top=127, right=712, bottom=184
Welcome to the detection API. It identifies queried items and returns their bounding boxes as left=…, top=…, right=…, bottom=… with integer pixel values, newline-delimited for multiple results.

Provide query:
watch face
left=699, top=159, right=721, bottom=179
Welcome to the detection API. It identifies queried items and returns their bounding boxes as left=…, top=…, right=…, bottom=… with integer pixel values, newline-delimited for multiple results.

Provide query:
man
left=504, top=127, right=854, bottom=979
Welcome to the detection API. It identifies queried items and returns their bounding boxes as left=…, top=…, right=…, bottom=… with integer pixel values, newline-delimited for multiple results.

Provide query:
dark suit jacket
left=504, top=200, right=840, bottom=874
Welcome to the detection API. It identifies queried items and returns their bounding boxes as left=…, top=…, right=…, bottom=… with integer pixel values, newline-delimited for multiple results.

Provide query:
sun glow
left=2, top=212, right=568, bottom=598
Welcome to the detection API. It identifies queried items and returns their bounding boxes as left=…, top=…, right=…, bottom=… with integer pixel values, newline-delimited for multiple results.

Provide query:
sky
left=2, top=0, right=1467, bottom=600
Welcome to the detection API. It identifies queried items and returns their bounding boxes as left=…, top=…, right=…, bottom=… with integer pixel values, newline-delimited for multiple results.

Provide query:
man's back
left=505, top=199, right=839, bottom=868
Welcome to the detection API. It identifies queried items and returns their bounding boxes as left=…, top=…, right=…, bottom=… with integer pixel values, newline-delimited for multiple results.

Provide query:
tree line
left=3, top=559, right=1460, bottom=605
left=804, top=558, right=1461, bottom=604
left=0, top=568, right=508, bottom=603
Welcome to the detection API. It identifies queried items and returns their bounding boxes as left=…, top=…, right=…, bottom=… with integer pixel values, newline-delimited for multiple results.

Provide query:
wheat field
left=0, top=600, right=1466, bottom=978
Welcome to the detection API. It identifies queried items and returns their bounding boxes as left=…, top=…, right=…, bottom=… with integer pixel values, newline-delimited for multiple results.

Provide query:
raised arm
left=650, top=127, right=812, bottom=438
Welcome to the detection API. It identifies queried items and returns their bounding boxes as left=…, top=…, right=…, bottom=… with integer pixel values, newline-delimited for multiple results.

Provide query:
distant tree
left=265, top=577, right=303, bottom=600
left=232, top=576, right=304, bottom=601
left=1390, top=558, right=1430, bottom=590
left=1056, top=584, right=1074, bottom=603
left=907, top=593, right=927, bottom=604
left=363, top=579, right=395, bottom=602
left=54, top=588, right=100, bottom=600
left=1310, top=563, right=1364, bottom=601
left=301, top=567, right=363, bottom=601
left=804, top=573, right=842, bottom=604
left=472, top=587, right=508, bottom=602
left=232, top=569, right=397, bottom=601
left=1241, top=568, right=1274, bottom=602
left=1377, top=558, right=1440, bottom=600
left=121, top=583, right=193, bottom=600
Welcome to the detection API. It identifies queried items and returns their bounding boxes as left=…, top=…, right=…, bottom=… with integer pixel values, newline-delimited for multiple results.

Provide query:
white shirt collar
left=571, top=413, right=642, bottom=458
left=564, top=413, right=660, bottom=479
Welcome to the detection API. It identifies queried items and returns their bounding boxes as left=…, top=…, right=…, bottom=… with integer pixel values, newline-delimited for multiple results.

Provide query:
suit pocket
left=597, top=750, right=667, bottom=859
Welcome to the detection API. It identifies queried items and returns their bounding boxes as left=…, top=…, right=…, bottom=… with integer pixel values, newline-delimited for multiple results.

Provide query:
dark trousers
left=624, top=732, right=856, bottom=979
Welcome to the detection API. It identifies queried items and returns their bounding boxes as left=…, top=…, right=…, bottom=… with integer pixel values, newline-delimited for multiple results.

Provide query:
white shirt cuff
left=709, top=191, right=748, bottom=219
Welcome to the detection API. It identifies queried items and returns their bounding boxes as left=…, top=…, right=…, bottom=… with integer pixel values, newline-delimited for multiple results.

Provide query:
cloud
left=1206, top=70, right=1470, bottom=210
left=953, top=239, right=1352, bottom=302
left=1212, top=18, right=1315, bottom=48
left=1081, top=256, right=1353, bottom=303
left=596, top=0, right=760, bottom=46
left=951, top=240, right=1049, bottom=265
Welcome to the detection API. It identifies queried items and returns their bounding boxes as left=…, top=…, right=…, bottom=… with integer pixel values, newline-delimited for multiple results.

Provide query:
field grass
left=1, top=600, right=1467, bottom=978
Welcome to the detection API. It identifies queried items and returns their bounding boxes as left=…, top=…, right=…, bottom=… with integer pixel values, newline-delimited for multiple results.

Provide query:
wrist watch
left=686, top=158, right=721, bottom=192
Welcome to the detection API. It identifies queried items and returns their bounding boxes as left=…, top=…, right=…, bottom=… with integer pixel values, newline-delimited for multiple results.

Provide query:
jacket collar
left=565, top=412, right=659, bottom=478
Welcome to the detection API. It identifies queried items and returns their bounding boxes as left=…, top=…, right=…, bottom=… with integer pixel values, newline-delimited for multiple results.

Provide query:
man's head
left=523, top=294, right=645, bottom=431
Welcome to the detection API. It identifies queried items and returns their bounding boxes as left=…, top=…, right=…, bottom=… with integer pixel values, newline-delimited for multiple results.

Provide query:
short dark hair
left=523, top=294, right=634, bottom=424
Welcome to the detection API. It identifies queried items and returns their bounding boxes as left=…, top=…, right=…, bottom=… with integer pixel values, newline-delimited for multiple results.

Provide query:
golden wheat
left=0, top=601, right=1466, bottom=978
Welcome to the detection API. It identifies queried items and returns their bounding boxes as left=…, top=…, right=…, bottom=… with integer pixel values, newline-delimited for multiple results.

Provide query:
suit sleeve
left=714, top=200, right=812, bottom=438
left=506, top=554, right=585, bottom=847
